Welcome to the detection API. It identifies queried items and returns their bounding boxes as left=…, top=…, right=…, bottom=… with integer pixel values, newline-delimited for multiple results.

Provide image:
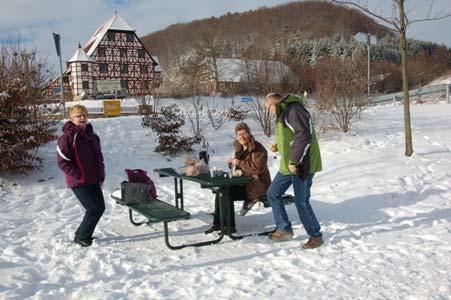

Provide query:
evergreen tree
left=0, top=42, right=57, bottom=174
left=0, top=78, right=57, bottom=174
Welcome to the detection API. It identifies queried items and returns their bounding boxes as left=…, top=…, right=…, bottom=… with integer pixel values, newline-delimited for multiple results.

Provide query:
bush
left=0, top=78, right=57, bottom=174
left=315, top=57, right=368, bottom=132
left=207, top=107, right=227, bottom=131
left=227, top=106, right=247, bottom=121
left=142, top=104, right=196, bottom=155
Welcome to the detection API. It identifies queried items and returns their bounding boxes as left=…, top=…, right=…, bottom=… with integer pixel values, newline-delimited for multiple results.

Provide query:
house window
left=97, top=48, right=106, bottom=57
left=81, top=63, right=88, bottom=72
left=126, top=33, right=134, bottom=43
left=120, top=48, right=127, bottom=58
left=99, top=63, right=108, bottom=73
left=120, top=64, right=128, bottom=74
left=140, top=80, right=150, bottom=91
left=82, top=81, right=89, bottom=89
left=138, top=49, right=145, bottom=59
left=140, top=65, right=148, bottom=74
left=121, top=79, right=128, bottom=89
left=108, top=32, right=115, bottom=41
left=62, top=75, right=69, bottom=83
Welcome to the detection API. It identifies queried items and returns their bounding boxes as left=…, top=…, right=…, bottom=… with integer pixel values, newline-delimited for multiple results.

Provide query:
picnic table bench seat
left=125, top=201, right=191, bottom=224
left=111, top=190, right=199, bottom=250
left=260, top=194, right=295, bottom=207
left=111, top=190, right=190, bottom=225
left=209, top=188, right=295, bottom=207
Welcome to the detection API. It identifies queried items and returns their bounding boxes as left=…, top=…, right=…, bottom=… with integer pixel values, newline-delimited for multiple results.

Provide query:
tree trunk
left=399, top=1, right=414, bottom=156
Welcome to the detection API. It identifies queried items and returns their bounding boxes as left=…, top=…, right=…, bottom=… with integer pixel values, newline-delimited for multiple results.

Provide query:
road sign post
left=355, top=32, right=377, bottom=105
left=53, top=33, right=65, bottom=116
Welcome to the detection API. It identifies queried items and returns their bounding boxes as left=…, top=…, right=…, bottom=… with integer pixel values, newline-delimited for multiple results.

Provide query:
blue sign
left=241, top=96, right=254, bottom=103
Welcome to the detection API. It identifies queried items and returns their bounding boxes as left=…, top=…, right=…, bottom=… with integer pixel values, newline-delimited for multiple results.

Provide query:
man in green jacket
left=265, top=93, right=323, bottom=249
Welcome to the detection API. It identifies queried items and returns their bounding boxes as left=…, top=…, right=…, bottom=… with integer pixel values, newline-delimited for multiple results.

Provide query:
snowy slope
left=1, top=99, right=450, bottom=299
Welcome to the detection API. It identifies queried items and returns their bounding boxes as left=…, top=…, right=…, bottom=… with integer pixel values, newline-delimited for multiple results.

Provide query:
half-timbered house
left=44, top=12, right=161, bottom=99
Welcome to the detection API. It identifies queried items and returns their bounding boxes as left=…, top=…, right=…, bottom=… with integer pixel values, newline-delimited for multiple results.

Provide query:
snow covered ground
left=1, top=97, right=451, bottom=299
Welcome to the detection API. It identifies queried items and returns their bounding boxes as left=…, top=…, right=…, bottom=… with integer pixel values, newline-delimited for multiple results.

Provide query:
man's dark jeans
left=267, top=172, right=322, bottom=238
left=72, top=183, right=105, bottom=240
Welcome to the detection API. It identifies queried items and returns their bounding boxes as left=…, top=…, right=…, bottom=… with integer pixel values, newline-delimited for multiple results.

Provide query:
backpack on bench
left=120, top=169, right=158, bottom=204
left=121, top=181, right=152, bottom=204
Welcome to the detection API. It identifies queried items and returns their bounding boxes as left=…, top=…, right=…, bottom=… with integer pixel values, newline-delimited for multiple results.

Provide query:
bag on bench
left=124, top=168, right=158, bottom=199
left=121, top=181, right=153, bottom=204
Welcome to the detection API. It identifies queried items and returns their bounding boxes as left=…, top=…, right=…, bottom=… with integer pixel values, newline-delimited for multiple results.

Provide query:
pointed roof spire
left=108, top=11, right=133, bottom=31
left=68, top=43, right=93, bottom=62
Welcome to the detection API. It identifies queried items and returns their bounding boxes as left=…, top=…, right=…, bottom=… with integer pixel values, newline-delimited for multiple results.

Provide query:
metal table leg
left=163, top=221, right=225, bottom=250
left=174, top=177, right=184, bottom=210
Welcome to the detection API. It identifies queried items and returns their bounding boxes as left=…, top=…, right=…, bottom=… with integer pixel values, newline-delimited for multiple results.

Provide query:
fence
left=84, top=106, right=139, bottom=115
left=371, top=83, right=450, bottom=106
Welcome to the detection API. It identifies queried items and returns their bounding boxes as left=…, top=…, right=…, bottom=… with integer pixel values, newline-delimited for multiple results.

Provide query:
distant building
left=44, top=12, right=161, bottom=100
left=198, top=58, right=294, bottom=96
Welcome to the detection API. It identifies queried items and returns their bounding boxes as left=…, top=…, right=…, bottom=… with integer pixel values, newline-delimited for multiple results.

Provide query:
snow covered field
left=1, top=98, right=450, bottom=299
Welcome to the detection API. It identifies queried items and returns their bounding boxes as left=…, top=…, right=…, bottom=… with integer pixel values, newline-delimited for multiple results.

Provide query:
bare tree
left=178, top=48, right=204, bottom=96
left=206, top=105, right=228, bottom=131
left=332, top=0, right=451, bottom=155
left=315, top=57, right=368, bottom=132
left=186, top=95, right=205, bottom=141
left=246, top=96, right=273, bottom=137
left=196, top=33, right=227, bottom=95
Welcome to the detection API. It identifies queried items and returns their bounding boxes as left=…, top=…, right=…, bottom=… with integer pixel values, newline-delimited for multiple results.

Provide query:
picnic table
left=112, top=168, right=294, bottom=250
left=154, top=168, right=258, bottom=240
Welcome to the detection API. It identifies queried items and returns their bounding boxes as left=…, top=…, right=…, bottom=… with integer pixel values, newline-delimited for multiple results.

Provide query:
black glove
left=296, top=163, right=309, bottom=181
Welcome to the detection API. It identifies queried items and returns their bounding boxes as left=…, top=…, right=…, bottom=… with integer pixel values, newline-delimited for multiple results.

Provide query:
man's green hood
left=276, top=94, right=305, bottom=117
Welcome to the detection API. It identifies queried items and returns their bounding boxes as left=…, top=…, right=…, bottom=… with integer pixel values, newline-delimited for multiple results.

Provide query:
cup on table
left=210, top=167, right=216, bottom=177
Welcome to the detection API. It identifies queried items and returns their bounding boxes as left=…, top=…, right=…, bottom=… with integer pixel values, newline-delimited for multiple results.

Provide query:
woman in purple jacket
left=57, top=105, right=105, bottom=247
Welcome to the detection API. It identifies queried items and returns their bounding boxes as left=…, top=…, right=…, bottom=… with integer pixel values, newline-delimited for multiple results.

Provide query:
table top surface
left=154, top=168, right=253, bottom=187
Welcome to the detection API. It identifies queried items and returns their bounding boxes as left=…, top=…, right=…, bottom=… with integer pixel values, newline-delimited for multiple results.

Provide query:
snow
left=0, top=91, right=9, bottom=100
left=212, top=58, right=292, bottom=83
left=1, top=98, right=451, bottom=299
left=428, top=72, right=451, bottom=86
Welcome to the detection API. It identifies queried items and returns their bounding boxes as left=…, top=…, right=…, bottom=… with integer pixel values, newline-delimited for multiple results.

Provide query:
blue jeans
left=267, top=172, right=321, bottom=237
left=72, top=184, right=105, bottom=240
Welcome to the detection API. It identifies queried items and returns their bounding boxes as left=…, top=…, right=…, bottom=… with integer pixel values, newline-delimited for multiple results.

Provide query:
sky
left=1, top=0, right=451, bottom=72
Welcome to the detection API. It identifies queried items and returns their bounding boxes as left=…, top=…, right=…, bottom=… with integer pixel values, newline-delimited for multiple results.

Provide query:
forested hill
left=141, top=1, right=391, bottom=66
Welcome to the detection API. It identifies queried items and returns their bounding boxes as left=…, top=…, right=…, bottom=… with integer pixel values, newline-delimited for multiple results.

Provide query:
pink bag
left=125, top=169, right=158, bottom=200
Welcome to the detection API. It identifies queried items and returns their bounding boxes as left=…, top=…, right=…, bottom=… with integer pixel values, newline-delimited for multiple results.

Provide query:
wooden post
left=447, top=84, right=450, bottom=104
left=393, top=95, right=397, bottom=107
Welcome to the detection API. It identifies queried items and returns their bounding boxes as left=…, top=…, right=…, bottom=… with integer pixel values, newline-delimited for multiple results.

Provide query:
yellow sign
left=103, top=100, right=121, bottom=117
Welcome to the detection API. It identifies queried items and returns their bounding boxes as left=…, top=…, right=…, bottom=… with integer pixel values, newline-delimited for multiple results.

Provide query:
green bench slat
left=127, top=200, right=190, bottom=223
left=260, top=195, right=295, bottom=207
left=208, top=190, right=295, bottom=207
